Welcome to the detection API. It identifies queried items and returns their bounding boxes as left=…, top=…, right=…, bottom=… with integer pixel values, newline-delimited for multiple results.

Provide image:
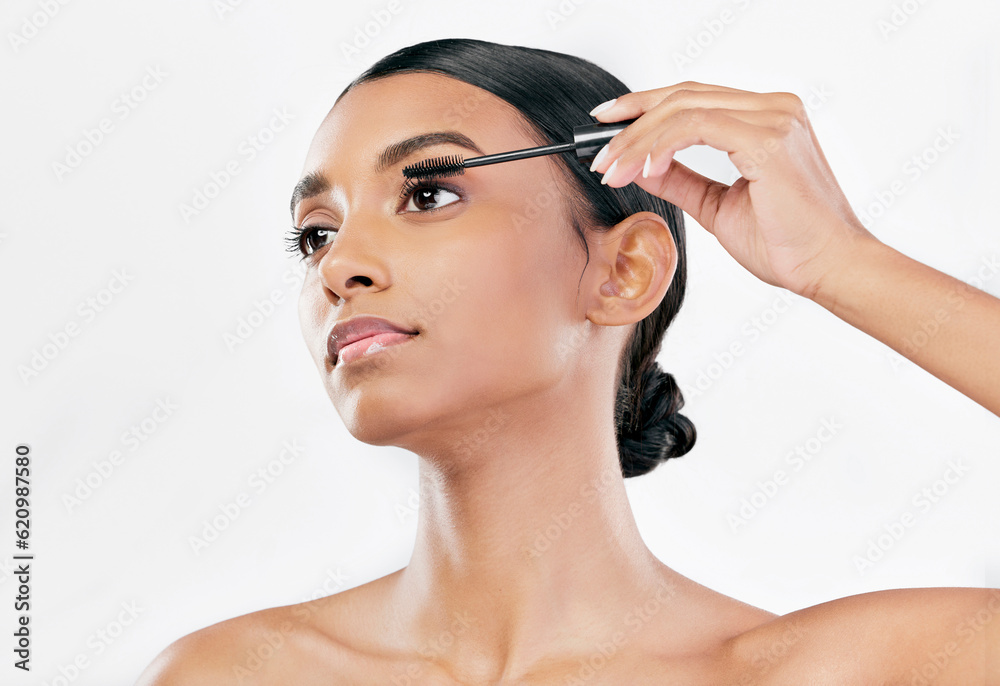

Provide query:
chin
left=340, top=412, right=419, bottom=448
left=326, top=385, right=423, bottom=448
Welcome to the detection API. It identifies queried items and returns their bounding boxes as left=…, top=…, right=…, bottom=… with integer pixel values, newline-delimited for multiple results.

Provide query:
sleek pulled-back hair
left=336, top=38, right=695, bottom=477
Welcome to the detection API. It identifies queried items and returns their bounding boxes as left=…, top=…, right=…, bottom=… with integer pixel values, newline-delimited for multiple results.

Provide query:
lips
left=328, top=315, right=418, bottom=365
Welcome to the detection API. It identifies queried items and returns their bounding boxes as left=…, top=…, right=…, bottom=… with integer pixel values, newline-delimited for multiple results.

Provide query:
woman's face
left=291, top=72, right=619, bottom=454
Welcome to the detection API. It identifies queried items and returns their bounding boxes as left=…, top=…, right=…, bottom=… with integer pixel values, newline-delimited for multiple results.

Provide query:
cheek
left=297, top=277, right=327, bottom=361
left=440, top=237, right=568, bottom=378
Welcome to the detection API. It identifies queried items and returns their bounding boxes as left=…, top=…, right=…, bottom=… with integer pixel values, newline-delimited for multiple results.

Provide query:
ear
left=584, top=211, right=678, bottom=328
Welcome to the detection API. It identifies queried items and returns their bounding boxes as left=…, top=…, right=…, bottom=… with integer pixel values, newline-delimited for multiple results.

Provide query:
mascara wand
left=402, top=118, right=638, bottom=179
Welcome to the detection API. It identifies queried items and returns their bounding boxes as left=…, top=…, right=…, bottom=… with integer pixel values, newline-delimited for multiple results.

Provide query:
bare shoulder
left=724, top=586, right=1000, bottom=685
left=133, top=602, right=351, bottom=685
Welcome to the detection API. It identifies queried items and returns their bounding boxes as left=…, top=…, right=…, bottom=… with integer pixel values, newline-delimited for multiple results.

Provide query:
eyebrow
left=289, top=131, right=485, bottom=217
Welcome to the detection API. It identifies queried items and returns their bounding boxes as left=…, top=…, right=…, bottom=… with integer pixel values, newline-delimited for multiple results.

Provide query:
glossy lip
left=328, top=315, right=418, bottom=366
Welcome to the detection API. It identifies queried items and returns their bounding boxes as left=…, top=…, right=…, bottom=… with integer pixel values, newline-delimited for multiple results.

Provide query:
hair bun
left=617, top=363, right=696, bottom=478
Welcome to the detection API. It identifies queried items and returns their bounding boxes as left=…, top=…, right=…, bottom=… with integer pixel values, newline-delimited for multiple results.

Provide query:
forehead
left=302, top=72, right=540, bottom=171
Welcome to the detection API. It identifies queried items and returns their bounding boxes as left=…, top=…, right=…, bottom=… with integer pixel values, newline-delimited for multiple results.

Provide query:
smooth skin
left=136, top=74, right=1000, bottom=685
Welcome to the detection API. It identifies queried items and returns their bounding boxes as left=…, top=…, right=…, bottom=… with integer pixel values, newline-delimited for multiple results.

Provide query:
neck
left=386, top=394, right=678, bottom=680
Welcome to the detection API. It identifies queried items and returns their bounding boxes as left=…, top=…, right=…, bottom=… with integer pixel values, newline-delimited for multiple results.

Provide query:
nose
left=315, top=218, right=388, bottom=303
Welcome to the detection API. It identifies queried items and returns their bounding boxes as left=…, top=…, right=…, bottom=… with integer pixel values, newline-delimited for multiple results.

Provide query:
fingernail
left=589, top=98, right=617, bottom=117
left=642, top=153, right=651, bottom=179
left=590, top=143, right=610, bottom=172
left=600, top=158, right=618, bottom=185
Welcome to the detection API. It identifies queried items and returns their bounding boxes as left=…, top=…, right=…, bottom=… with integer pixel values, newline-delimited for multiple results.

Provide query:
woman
left=138, top=38, right=999, bottom=685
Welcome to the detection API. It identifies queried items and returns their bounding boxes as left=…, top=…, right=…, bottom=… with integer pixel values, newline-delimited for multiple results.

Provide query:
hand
left=589, top=81, right=876, bottom=300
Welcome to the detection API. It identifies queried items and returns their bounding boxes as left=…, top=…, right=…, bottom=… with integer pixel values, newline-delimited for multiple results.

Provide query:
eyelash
left=284, top=178, right=459, bottom=259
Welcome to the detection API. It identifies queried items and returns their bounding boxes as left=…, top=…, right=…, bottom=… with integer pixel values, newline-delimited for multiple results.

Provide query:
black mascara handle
left=459, top=117, right=640, bottom=170
left=571, top=118, right=639, bottom=163
left=462, top=141, right=577, bottom=167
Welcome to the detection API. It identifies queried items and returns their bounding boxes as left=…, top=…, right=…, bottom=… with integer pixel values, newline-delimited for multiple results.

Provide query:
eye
left=284, top=225, right=335, bottom=258
left=285, top=180, right=461, bottom=259
left=400, top=179, right=461, bottom=212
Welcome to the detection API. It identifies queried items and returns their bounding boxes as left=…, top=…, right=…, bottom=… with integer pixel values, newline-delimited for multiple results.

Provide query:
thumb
left=631, top=157, right=729, bottom=236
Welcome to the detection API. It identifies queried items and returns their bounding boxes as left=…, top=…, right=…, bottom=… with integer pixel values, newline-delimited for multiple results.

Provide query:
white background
left=2, top=0, right=999, bottom=683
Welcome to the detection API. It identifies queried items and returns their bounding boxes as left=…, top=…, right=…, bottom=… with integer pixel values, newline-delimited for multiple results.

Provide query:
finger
left=590, top=81, right=761, bottom=123
left=600, top=108, right=778, bottom=189
left=614, top=108, right=796, bottom=183
left=591, top=90, right=803, bottom=175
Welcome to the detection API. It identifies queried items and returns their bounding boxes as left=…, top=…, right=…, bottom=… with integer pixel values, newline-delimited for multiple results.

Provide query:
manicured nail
left=601, top=158, right=618, bottom=185
left=589, top=98, right=617, bottom=117
left=642, top=153, right=651, bottom=178
left=590, top=143, right=610, bottom=172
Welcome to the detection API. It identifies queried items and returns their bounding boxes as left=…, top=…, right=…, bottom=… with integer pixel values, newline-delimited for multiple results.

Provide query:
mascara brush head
left=402, top=155, right=467, bottom=179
